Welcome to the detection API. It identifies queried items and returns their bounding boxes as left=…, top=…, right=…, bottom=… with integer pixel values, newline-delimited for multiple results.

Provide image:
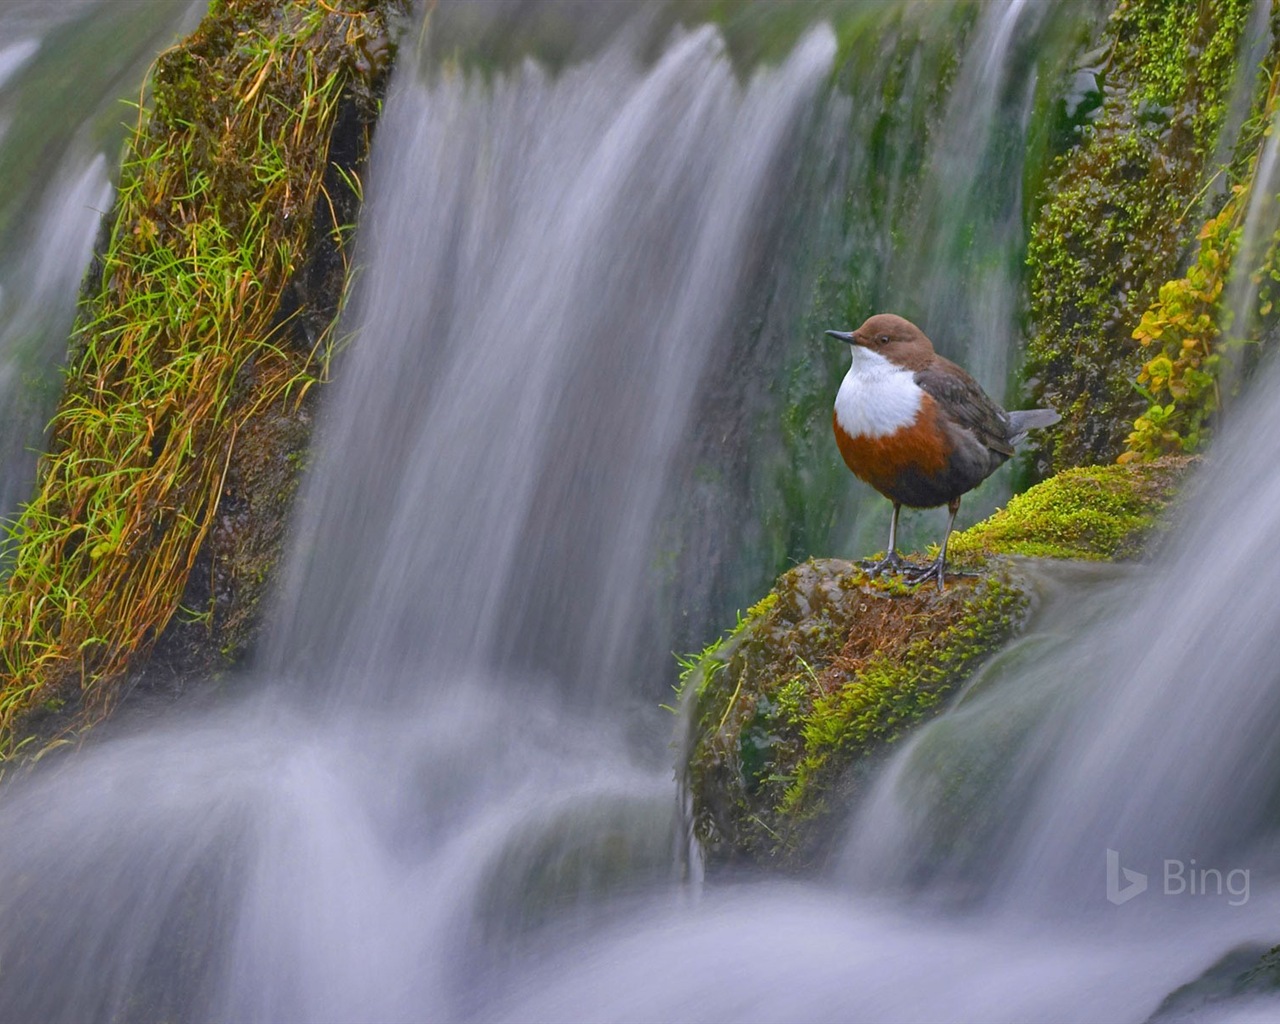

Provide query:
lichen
left=948, top=456, right=1193, bottom=562
left=681, top=558, right=1029, bottom=869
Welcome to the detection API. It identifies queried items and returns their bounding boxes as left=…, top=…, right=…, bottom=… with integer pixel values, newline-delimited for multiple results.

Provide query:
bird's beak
left=825, top=330, right=855, bottom=345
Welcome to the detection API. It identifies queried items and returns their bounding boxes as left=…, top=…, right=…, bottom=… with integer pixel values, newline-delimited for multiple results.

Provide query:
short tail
left=1007, top=408, right=1060, bottom=446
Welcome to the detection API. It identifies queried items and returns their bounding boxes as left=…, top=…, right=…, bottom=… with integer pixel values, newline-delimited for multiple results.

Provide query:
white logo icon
left=1106, top=848, right=1148, bottom=905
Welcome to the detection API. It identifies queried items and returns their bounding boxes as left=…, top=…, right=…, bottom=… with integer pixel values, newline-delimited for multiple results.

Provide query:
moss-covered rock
left=0, top=0, right=403, bottom=758
left=948, top=455, right=1194, bottom=562
left=681, top=456, right=1195, bottom=869
left=1148, top=943, right=1280, bottom=1022
left=1122, top=25, right=1280, bottom=463
left=680, top=558, right=1029, bottom=869
left=1024, top=0, right=1255, bottom=471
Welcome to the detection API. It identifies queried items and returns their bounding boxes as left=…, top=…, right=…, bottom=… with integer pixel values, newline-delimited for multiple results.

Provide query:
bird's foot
left=903, top=557, right=947, bottom=591
left=858, top=551, right=929, bottom=578
left=900, top=559, right=979, bottom=591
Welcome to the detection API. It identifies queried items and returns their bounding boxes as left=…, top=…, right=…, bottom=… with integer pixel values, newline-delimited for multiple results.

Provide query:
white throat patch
left=834, top=346, right=924, bottom=439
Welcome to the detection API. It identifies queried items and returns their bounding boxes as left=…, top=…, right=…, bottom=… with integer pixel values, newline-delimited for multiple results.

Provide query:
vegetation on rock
left=0, top=0, right=400, bottom=759
left=948, top=455, right=1193, bottom=562
left=1123, top=56, right=1280, bottom=462
left=681, top=450, right=1194, bottom=868
left=680, top=558, right=1028, bottom=868
left=1025, top=0, right=1257, bottom=471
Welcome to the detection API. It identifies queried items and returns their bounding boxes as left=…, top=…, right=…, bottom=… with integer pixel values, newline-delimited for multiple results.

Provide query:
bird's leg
left=860, top=503, right=916, bottom=576
left=906, top=497, right=961, bottom=591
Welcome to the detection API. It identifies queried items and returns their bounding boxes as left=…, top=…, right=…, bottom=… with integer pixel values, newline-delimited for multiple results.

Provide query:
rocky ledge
left=679, top=455, right=1194, bottom=870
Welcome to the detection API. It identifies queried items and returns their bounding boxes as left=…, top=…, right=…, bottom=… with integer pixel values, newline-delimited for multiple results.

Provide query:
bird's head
left=825, top=314, right=935, bottom=368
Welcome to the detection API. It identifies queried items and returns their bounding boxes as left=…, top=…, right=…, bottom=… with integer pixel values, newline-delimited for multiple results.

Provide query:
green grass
left=0, top=0, right=394, bottom=758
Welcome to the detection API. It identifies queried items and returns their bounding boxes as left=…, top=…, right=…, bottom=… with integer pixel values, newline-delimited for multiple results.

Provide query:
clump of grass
left=0, top=0, right=396, bottom=758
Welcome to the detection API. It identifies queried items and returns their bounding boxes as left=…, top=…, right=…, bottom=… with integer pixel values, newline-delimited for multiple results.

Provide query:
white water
left=269, top=23, right=835, bottom=703
left=2, top=4, right=1280, bottom=1022
left=895, top=0, right=1048, bottom=396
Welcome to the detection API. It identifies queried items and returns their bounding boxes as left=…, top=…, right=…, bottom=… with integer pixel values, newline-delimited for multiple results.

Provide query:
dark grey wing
left=914, top=360, right=1015, bottom=457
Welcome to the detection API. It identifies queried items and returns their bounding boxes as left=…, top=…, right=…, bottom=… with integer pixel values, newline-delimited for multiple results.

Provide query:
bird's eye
left=877, top=334, right=890, bottom=345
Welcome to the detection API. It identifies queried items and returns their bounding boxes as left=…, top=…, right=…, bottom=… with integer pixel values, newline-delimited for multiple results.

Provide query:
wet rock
left=679, top=558, right=1029, bottom=870
left=680, top=457, right=1196, bottom=870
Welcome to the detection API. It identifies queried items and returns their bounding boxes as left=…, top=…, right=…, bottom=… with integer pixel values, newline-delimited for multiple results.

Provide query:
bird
left=826, top=314, right=1059, bottom=589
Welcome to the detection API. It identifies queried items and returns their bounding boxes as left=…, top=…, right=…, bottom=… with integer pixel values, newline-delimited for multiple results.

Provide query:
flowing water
left=2, top=3, right=1280, bottom=1022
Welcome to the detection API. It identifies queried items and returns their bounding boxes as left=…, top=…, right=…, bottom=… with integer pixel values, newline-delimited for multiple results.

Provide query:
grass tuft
left=0, top=0, right=397, bottom=759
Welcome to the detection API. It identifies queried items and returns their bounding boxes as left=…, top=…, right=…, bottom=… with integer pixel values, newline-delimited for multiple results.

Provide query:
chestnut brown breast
left=832, top=395, right=956, bottom=508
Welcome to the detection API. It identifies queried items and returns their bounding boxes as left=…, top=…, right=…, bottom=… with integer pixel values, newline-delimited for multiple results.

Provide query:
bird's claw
left=903, top=560, right=979, bottom=591
left=903, top=558, right=947, bottom=591
left=858, top=552, right=929, bottom=578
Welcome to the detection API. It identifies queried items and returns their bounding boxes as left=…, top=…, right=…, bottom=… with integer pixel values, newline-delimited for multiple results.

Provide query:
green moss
left=0, top=0, right=401, bottom=758
left=778, top=573, right=1025, bottom=826
left=1123, top=30, right=1280, bottom=462
left=1024, top=0, right=1254, bottom=471
left=948, top=456, right=1192, bottom=562
left=680, top=559, right=1029, bottom=868
left=680, top=453, right=1197, bottom=868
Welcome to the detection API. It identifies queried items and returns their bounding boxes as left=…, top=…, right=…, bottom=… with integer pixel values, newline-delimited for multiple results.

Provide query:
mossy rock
left=1024, top=0, right=1254, bottom=471
left=949, top=455, right=1194, bottom=563
left=1147, top=943, right=1280, bottom=1022
left=680, top=558, right=1029, bottom=870
left=0, top=0, right=403, bottom=758
left=680, top=457, right=1195, bottom=869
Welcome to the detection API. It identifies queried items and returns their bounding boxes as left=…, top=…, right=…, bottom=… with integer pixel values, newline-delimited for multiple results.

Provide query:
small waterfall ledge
left=679, top=455, right=1193, bottom=869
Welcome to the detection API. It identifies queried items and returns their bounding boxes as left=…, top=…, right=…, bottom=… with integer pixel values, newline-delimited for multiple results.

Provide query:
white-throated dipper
left=827, top=313, right=1059, bottom=589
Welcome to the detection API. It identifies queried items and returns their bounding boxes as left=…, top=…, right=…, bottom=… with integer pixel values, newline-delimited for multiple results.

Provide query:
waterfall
left=267, top=24, right=836, bottom=706
left=893, top=0, right=1047, bottom=396
left=2, top=2, right=1279, bottom=1022
left=837, top=0, right=1086, bottom=557
left=0, top=13, right=843, bottom=1022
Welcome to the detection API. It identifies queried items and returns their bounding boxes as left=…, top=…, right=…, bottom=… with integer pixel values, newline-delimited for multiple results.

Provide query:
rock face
left=680, top=558, right=1028, bottom=869
left=1024, top=0, right=1263, bottom=471
left=680, top=457, right=1193, bottom=870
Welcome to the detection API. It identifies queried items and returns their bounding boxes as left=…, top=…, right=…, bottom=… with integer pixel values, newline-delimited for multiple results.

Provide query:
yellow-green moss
left=949, top=456, right=1192, bottom=562
left=680, top=559, right=1029, bottom=868
left=1123, top=58, right=1280, bottom=463
left=1025, top=0, right=1254, bottom=471
left=0, top=0, right=399, bottom=759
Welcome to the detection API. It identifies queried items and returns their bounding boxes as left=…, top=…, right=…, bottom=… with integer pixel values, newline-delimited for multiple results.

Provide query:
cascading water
left=3, top=3, right=1280, bottom=1023
left=836, top=0, right=1095, bottom=558
left=0, top=12, right=840, bottom=1022
left=268, top=23, right=836, bottom=704
left=892, top=0, right=1047, bottom=396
